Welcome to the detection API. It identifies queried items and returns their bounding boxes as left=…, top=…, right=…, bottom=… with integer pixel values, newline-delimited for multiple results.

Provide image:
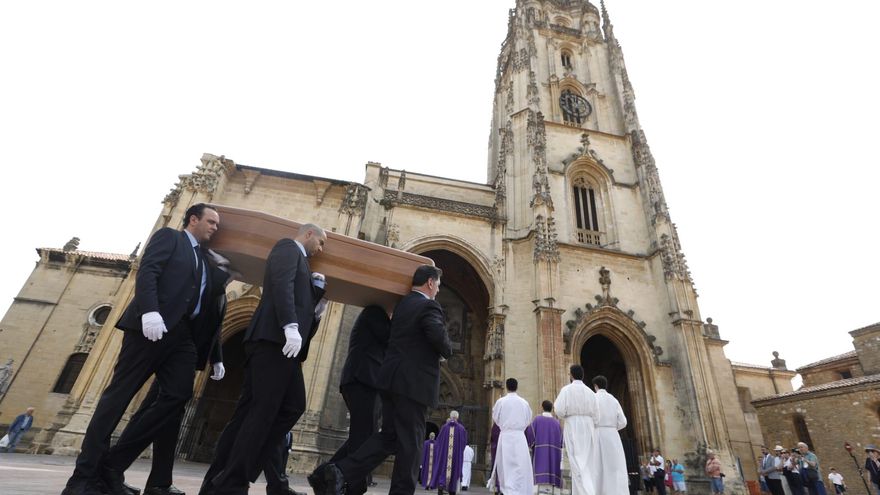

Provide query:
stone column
left=534, top=306, right=566, bottom=401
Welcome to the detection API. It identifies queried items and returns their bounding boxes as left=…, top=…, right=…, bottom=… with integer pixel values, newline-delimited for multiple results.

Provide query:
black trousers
left=336, top=392, right=427, bottom=495
left=204, top=341, right=306, bottom=495
left=69, top=322, right=196, bottom=483
left=114, top=381, right=186, bottom=488
left=784, top=471, right=805, bottom=495
left=653, top=471, right=666, bottom=495
left=766, top=478, right=785, bottom=495
left=324, top=382, right=380, bottom=494
left=263, top=432, right=292, bottom=493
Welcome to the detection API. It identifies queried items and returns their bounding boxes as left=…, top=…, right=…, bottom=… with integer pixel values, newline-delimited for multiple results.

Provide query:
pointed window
left=793, top=415, right=813, bottom=449
left=572, top=177, right=602, bottom=245
left=561, top=50, right=573, bottom=70
left=53, top=353, right=88, bottom=394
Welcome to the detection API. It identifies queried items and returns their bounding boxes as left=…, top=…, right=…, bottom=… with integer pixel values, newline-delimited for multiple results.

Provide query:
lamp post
left=844, top=442, right=872, bottom=495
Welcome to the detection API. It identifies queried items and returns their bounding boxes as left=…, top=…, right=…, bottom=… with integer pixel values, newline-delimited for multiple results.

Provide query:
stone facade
left=0, top=244, right=133, bottom=450
left=753, top=322, right=880, bottom=494
left=0, top=2, right=794, bottom=493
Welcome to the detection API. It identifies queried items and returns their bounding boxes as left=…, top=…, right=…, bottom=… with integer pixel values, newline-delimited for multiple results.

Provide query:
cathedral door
left=580, top=335, right=640, bottom=474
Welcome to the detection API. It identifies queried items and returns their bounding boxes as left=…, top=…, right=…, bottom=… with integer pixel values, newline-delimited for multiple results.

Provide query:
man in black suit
left=308, top=305, right=391, bottom=495
left=324, top=265, right=452, bottom=495
left=120, top=277, right=231, bottom=495
left=62, top=203, right=228, bottom=495
left=200, top=224, right=328, bottom=495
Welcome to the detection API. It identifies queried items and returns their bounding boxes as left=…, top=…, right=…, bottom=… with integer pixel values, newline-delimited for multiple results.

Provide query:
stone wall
left=754, top=382, right=880, bottom=494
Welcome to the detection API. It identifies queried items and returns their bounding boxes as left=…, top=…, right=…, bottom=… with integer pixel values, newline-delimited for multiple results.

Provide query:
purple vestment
left=530, top=414, right=563, bottom=487
left=421, top=439, right=435, bottom=487
left=429, top=420, right=468, bottom=491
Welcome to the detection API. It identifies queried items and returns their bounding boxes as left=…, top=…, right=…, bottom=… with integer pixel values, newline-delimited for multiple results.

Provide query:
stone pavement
left=0, top=453, right=492, bottom=495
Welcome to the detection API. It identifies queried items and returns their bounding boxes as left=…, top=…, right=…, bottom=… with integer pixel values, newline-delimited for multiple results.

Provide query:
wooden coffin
left=208, top=204, right=432, bottom=310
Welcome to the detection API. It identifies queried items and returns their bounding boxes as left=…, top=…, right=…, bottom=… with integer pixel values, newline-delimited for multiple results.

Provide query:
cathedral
left=0, top=2, right=791, bottom=493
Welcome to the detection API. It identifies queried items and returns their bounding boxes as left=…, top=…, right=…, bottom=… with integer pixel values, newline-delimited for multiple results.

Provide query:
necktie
left=189, top=246, right=204, bottom=317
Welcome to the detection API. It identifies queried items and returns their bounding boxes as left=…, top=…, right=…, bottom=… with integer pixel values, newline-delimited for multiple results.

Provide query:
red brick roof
left=753, top=373, right=880, bottom=403
left=37, top=247, right=133, bottom=262
left=796, top=350, right=858, bottom=371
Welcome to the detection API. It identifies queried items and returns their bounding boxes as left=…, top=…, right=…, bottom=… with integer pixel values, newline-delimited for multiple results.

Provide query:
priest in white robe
left=490, top=377, right=534, bottom=495
left=592, top=375, right=629, bottom=495
left=554, top=364, right=600, bottom=495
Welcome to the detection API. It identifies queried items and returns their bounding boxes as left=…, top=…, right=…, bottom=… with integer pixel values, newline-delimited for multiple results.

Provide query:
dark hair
left=505, top=378, right=518, bottom=391
left=592, top=375, right=608, bottom=390
left=570, top=364, right=584, bottom=380
left=412, top=264, right=443, bottom=286
left=183, top=203, right=217, bottom=228
left=542, top=400, right=553, bottom=412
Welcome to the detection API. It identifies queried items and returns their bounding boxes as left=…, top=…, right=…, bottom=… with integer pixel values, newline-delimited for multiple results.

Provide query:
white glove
left=282, top=323, right=301, bottom=358
left=141, top=311, right=167, bottom=342
left=210, top=362, right=226, bottom=380
left=315, top=298, right=328, bottom=320
left=311, top=272, right=326, bottom=289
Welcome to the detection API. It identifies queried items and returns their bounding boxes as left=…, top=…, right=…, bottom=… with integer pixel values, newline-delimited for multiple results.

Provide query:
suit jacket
left=117, top=228, right=216, bottom=334
left=377, top=291, right=452, bottom=407
left=243, top=238, right=325, bottom=362
left=340, top=305, right=391, bottom=390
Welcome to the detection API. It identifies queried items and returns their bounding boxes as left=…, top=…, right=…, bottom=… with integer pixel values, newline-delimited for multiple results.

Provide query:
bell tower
left=488, top=1, right=750, bottom=486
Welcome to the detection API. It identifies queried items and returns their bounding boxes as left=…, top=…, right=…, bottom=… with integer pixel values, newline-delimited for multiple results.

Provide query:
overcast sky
left=1, top=1, right=877, bottom=375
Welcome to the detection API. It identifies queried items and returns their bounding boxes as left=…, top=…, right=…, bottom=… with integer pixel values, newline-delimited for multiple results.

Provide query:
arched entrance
left=581, top=335, right=638, bottom=470
left=570, top=308, right=661, bottom=474
left=416, top=248, right=492, bottom=481
left=177, top=294, right=259, bottom=462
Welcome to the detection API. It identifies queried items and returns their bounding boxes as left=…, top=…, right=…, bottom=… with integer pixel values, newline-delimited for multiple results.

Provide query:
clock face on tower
left=559, top=90, right=592, bottom=120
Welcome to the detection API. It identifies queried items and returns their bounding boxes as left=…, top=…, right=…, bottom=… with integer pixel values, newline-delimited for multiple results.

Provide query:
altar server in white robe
left=554, top=364, right=600, bottom=495
left=491, top=378, right=534, bottom=495
left=592, top=375, right=629, bottom=495
left=461, top=444, right=474, bottom=490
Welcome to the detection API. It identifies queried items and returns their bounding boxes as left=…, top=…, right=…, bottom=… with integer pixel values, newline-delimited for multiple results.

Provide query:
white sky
left=1, top=1, right=877, bottom=374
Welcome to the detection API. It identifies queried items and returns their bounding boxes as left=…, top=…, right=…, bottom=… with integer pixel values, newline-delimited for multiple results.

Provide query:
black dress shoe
left=308, top=466, right=327, bottom=495
left=268, top=488, right=307, bottom=495
left=144, top=486, right=186, bottom=495
left=61, top=479, right=105, bottom=495
left=323, top=464, right=346, bottom=495
left=123, top=481, right=142, bottom=495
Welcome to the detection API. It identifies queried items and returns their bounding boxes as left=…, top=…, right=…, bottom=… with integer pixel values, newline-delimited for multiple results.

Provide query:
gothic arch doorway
left=415, top=248, right=492, bottom=482
left=177, top=295, right=258, bottom=462
left=580, top=334, right=640, bottom=473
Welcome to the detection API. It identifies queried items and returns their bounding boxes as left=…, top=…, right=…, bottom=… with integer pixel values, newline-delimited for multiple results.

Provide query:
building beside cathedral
left=0, top=1, right=807, bottom=493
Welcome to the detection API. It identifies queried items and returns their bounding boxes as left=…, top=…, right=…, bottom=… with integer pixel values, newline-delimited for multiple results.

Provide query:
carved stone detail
left=339, top=183, right=368, bottom=216
left=242, top=169, right=260, bottom=195
left=63, top=237, right=81, bottom=252
left=163, top=154, right=235, bottom=206
left=505, top=79, right=515, bottom=114
left=385, top=223, right=400, bottom=248
left=381, top=190, right=498, bottom=222
left=563, top=293, right=663, bottom=361
left=534, top=214, right=560, bottom=262
left=0, top=359, right=14, bottom=398
left=527, top=111, right=553, bottom=209
left=659, top=228, right=692, bottom=282
left=313, top=180, right=333, bottom=206
left=527, top=70, right=540, bottom=107
left=631, top=130, right=669, bottom=223
left=483, top=314, right=505, bottom=390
